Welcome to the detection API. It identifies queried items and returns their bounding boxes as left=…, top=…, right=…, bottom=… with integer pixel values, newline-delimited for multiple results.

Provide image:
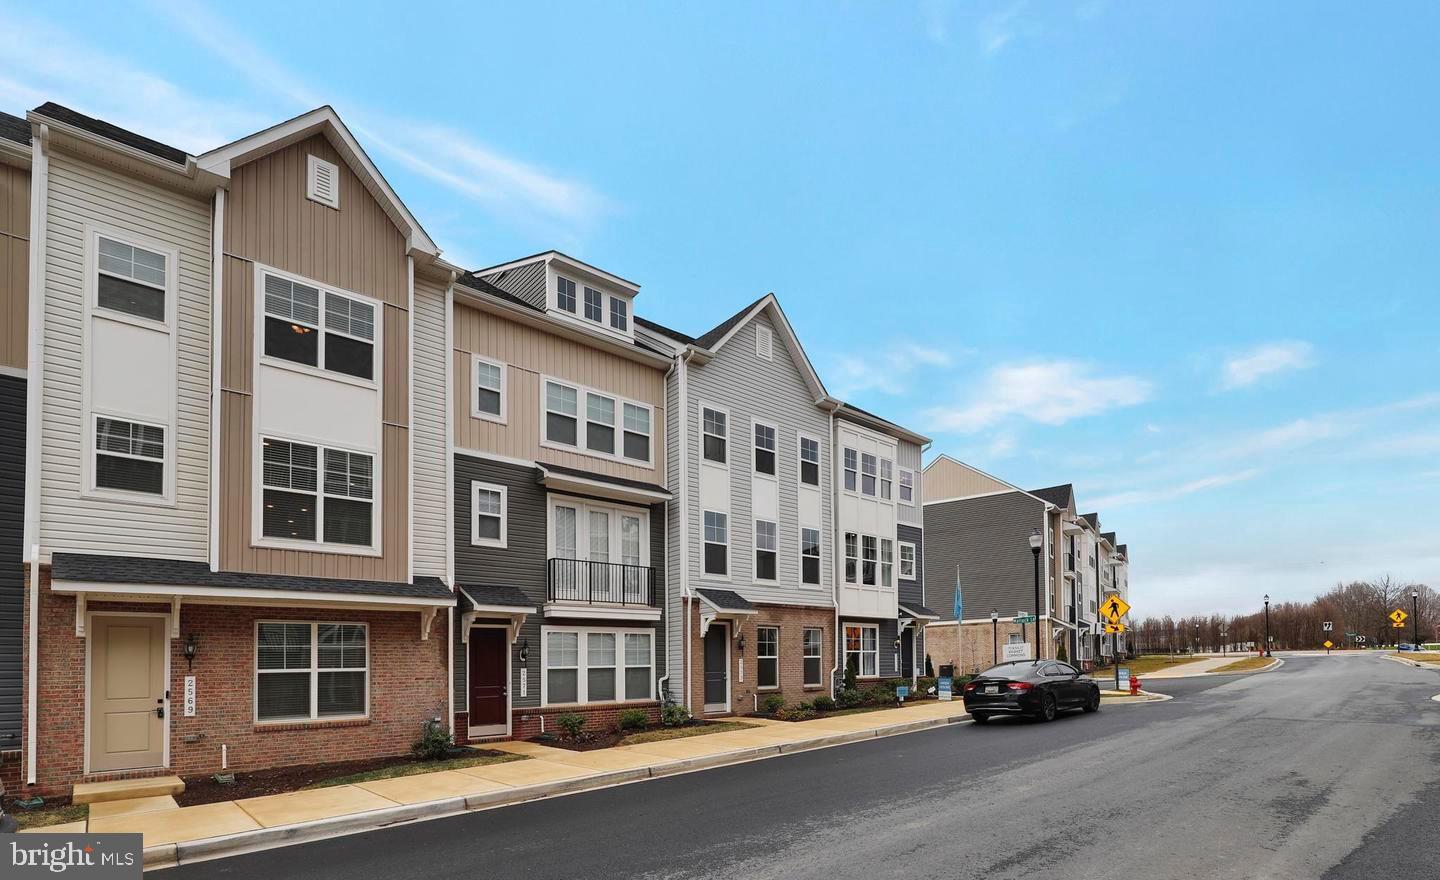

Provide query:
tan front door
left=89, top=616, right=167, bottom=773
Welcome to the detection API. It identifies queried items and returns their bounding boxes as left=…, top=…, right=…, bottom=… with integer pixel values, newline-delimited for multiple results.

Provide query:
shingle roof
left=458, top=583, right=535, bottom=611
left=1117, top=543, right=1128, bottom=557
left=695, top=293, right=770, bottom=349
left=1101, top=531, right=1117, bottom=545
left=0, top=112, right=29, bottom=147
left=899, top=601, right=940, bottom=619
left=1081, top=512, right=1100, bottom=530
left=634, top=315, right=695, bottom=345
left=696, top=588, right=755, bottom=612
left=51, top=553, right=452, bottom=600
left=539, top=462, right=669, bottom=497
left=32, top=102, right=188, bottom=165
left=837, top=401, right=929, bottom=444
left=1030, top=484, right=1074, bottom=508
left=456, top=272, right=544, bottom=313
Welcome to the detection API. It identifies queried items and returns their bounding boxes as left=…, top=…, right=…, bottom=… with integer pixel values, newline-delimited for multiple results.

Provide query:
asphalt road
left=171, top=654, right=1440, bottom=880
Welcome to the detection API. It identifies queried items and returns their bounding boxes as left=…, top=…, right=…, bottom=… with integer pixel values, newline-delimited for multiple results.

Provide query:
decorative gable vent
left=755, top=324, right=773, bottom=361
left=307, top=155, right=340, bottom=209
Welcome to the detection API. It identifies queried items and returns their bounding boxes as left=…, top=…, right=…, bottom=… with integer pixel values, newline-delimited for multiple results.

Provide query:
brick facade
left=22, top=566, right=448, bottom=798
left=923, top=619, right=1062, bottom=676
left=687, top=602, right=833, bottom=715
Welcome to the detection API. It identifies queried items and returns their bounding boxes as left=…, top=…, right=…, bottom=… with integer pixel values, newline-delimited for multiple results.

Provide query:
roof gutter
left=27, top=111, right=195, bottom=178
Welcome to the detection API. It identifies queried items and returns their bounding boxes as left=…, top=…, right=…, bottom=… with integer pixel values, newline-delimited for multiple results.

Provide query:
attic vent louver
left=756, top=324, right=773, bottom=361
left=307, top=155, right=339, bottom=209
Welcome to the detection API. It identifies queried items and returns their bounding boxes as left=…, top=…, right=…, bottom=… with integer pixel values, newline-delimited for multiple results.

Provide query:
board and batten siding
left=218, top=135, right=410, bottom=581
left=411, top=276, right=449, bottom=577
left=923, top=491, right=1046, bottom=622
left=451, top=302, right=667, bottom=480
left=38, top=152, right=211, bottom=560
left=685, top=311, right=832, bottom=606
left=0, top=162, right=29, bottom=371
left=897, top=439, right=923, bottom=528
left=0, top=373, right=25, bottom=746
left=922, top=456, right=1011, bottom=503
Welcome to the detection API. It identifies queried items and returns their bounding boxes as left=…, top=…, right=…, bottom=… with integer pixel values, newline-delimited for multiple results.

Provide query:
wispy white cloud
left=924, top=359, right=1153, bottom=434
left=830, top=341, right=958, bottom=398
left=977, top=1, right=1029, bottom=57
left=1219, top=340, right=1315, bottom=390
left=1086, top=468, right=1262, bottom=510
left=918, top=0, right=954, bottom=45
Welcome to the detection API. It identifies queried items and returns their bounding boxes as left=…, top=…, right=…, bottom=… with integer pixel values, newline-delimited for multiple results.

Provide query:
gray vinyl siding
left=684, top=312, right=832, bottom=606
left=411, top=277, right=449, bottom=577
left=898, top=523, right=925, bottom=611
left=38, top=152, right=211, bottom=560
left=843, top=617, right=900, bottom=680
left=481, top=260, right=546, bottom=310
left=923, top=491, right=1046, bottom=622
left=0, top=374, right=23, bottom=747
left=451, top=453, right=667, bottom=710
left=897, top=439, right=923, bottom=528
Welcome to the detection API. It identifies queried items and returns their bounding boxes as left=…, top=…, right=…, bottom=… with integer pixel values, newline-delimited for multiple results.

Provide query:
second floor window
left=545, top=380, right=652, bottom=464
left=263, top=273, right=374, bottom=381
left=755, top=520, right=777, bottom=581
left=702, top=408, right=727, bottom=464
left=754, top=423, right=776, bottom=476
left=471, top=482, right=506, bottom=548
left=473, top=357, right=505, bottom=421
left=94, top=416, right=164, bottom=496
left=261, top=438, right=373, bottom=547
left=843, top=448, right=857, bottom=491
left=623, top=404, right=651, bottom=463
left=799, top=437, right=820, bottom=485
left=545, top=382, right=580, bottom=446
left=899, top=469, right=914, bottom=504
left=610, top=297, right=628, bottom=331
left=704, top=511, right=728, bottom=576
left=880, top=459, right=893, bottom=500
left=860, top=453, right=877, bottom=496
left=97, top=236, right=166, bottom=322
left=801, top=527, right=821, bottom=585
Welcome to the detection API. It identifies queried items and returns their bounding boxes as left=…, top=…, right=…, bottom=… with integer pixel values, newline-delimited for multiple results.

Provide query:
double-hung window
left=586, top=393, right=616, bottom=455
left=94, top=416, right=165, bottom=496
left=844, top=532, right=858, bottom=584
left=880, top=539, right=894, bottom=587
left=703, top=511, right=729, bottom=576
left=583, top=286, right=603, bottom=322
left=860, top=453, right=877, bottom=496
left=587, top=633, right=617, bottom=701
left=899, top=542, right=917, bottom=580
left=755, top=520, right=777, bottom=581
left=754, top=423, right=776, bottom=476
left=801, top=527, right=821, bottom=585
left=843, top=448, right=858, bottom=491
left=544, top=628, right=652, bottom=704
left=263, top=273, right=375, bottom=381
left=610, top=297, right=628, bottom=331
left=545, top=381, right=580, bottom=446
left=472, top=357, right=506, bottom=421
left=556, top=276, right=577, bottom=313
left=799, top=437, right=820, bottom=486
left=861, top=535, right=878, bottom=586
left=623, top=404, right=651, bottom=463
left=256, top=622, right=367, bottom=721
left=803, top=628, right=823, bottom=686
left=97, top=236, right=167, bottom=322
left=702, top=408, right=727, bottom=464
left=757, top=626, right=779, bottom=689
left=545, top=379, right=652, bottom=464
left=471, top=482, right=506, bottom=547
left=844, top=624, right=878, bottom=678
left=262, top=438, right=373, bottom=547
left=880, top=459, right=893, bottom=500
left=899, top=469, right=915, bottom=504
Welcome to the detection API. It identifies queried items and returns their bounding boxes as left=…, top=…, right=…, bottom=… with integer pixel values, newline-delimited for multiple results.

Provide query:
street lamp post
left=991, top=610, right=999, bottom=667
left=1263, top=594, right=1272, bottom=657
left=1195, top=622, right=1201, bottom=656
left=1029, top=529, right=1043, bottom=660
left=1413, top=589, right=1421, bottom=649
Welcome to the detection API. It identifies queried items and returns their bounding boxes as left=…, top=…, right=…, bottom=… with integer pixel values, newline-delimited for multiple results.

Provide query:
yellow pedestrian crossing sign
left=1389, top=609, right=1408, bottom=624
left=1100, top=593, right=1130, bottom=623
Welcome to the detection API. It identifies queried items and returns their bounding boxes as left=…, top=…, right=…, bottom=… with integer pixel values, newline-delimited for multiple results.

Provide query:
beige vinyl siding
left=410, top=276, right=449, bottom=577
left=38, top=152, right=211, bottom=559
left=922, top=457, right=1012, bottom=503
left=0, top=162, right=28, bottom=370
left=224, top=134, right=407, bottom=308
left=451, top=303, right=666, bottom=479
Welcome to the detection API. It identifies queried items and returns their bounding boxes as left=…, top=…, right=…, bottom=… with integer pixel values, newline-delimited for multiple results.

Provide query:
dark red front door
left=468, top=629, right=507, bottom=727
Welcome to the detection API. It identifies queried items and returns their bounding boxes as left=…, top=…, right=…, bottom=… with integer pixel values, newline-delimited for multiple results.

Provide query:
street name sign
left=1012, top=614, right=1037, bottom=624
left=1100, top=593, right=1130, bottom=623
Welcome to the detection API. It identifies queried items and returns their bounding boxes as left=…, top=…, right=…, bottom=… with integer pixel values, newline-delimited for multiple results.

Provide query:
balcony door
left=549, top=496, right=648, bottom=604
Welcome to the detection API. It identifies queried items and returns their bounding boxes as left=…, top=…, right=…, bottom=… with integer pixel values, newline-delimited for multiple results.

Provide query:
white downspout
left=829, top=406, right=840, bottom=691
left=654, top=355, right=677, bottom=705
left=23, top=125, right=50, bottom=788
left=677, top=351, right=692, bottom=709
left=207, top=187, right=224, bottom=571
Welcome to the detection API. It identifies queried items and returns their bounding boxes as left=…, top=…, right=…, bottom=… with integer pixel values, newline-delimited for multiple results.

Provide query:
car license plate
left=984, top=685, right=999, bottom=694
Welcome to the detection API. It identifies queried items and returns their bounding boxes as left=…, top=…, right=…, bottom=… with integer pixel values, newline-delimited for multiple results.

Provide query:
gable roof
left=634, top=315, right=695, bottom=345
left=1081, top=512, right=1100, bottom=530
left=1030, top=484, right=1074, bottom=509
left=695, top=293, right=770, bottom=349
left=30, top=102, right=187, bottom=165
left=1101, top=531, right=1117, bottom=546
left=836, top=401, right=929, bottom=446
left=0, top=111, right=30, bottom=147
left=198, top=106, right=437, bottom=257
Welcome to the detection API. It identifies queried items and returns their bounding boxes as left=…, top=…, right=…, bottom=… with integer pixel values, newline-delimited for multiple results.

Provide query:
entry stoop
left=72, top=776, right=185, bottom=805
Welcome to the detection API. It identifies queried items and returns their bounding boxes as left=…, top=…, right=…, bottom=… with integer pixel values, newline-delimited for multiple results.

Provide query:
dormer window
left=583, top=286, right=603, bottom=322
left=556, top=276, right=577, bottom=313
left=610, top=298, right=628, bottom=331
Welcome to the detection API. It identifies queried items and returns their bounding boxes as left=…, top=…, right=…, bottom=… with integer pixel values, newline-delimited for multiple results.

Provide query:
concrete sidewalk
left=30, top=699, right=969, bottom=867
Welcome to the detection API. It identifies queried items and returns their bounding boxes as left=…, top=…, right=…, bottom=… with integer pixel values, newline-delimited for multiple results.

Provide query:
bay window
left=256, top=622, right=367, bottom=722
left=544, top=627, right=654, bottom=704
left=757, top=626, right=779, bottom=689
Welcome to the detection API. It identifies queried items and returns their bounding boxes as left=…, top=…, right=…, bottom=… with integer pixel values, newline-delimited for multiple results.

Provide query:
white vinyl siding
left=411, top=278, right=449, bottom=576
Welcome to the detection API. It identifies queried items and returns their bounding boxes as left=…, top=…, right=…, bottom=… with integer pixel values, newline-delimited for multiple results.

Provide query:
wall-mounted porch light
left=183, top=634, right=199, bottom=670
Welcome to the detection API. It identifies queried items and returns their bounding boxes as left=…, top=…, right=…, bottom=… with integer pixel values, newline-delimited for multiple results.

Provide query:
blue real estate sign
left=938, top=675, right=953, bottom=701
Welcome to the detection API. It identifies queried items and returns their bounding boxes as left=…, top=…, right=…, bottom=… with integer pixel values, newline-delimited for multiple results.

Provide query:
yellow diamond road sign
left=1389, top=609, right=1408, bottom=624
left=1100, top=593, right=1130, bottom=623
left=1323, top=640, right=1333, bottom=649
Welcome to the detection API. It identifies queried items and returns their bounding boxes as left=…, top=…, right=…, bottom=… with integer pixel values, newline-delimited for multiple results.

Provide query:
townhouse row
left=0, top=103, right=952, bottom=799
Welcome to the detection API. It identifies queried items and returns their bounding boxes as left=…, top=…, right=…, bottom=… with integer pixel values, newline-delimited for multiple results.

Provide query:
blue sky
left=4, top=1, right=1438, bottom=616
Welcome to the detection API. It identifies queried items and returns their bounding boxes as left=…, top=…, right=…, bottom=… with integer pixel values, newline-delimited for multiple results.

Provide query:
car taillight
left=963, top=682, right=978, bottom=692
left=1007, top=682, right=1033, bottom=692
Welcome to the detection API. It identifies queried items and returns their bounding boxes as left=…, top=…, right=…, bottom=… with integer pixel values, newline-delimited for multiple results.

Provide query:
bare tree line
left=1131, top=575, right=1437, bottom=654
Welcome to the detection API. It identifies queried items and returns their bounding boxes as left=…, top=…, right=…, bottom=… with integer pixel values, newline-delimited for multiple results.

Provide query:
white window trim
left=80, top=225, right=180, bottom=508
left=85, top=411, right=173, bottom=505
left=545, top=494, right=651, bottom=566
left=844, top=623, right=880, bottom=679
left=796, top=432, right=822, bottom=489
left=880, top=537, right=894, bottom=589
left=253, top=620, right=369, bottom=724
left=899, top=541, right=918, bottom=581
left=798, top=525, right=822, bottom=588
left=702, top=509, right=731, bottom=580
left=470, top=481, right=508, bottom=548
left=899, top=468, right=916, bottom=505
left=843, top=531, right=858, bottom=585
left=539, top=374, right=656, bottom=470
left=470, top=355, right=508, bottom=424
left=837, top=427, right=900, bottom=504
left=842, top=447, right=858, bottom=494
left=306, top=154, right=340, bottom=209
left=540, top=624, right=656, bottom=707
left=756, top=625, right=780, bottom=690
left=251, top=431, right=382, bottom=556
left=546, top=268, right=637, bottom=342
left=802, top=626, right=824, bottom=687
left=254, top=263, right=383, bottom=392
left=752, top=419, right=778, bottom=480
left=753, top=518, right=778, bottom=583
left=699, top=400, right=730, bottom=470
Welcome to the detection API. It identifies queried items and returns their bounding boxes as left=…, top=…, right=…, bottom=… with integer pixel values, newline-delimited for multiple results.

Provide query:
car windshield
left=978, top=661, right=1042, bottom=680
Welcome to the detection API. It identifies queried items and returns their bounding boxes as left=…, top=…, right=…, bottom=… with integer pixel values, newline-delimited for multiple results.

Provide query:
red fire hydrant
left=1129, top=675, right=1142, bottom=696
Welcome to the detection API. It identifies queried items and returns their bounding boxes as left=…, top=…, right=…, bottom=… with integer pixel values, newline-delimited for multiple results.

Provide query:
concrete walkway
left=29, top=699, right=969, bottom=860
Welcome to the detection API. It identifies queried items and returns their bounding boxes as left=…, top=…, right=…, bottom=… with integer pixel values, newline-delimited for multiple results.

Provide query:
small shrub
left=661, top=703, right=692, bottom=727
left=776, top=703, right=816, bottom=722
left=837, top=688, right=863, bottom=709
left=881, top=678, right=906, bottom=695
left=916, top=676, right=938, bottom=696
left=410, top=723, right=453, bottom=760
left=924, top=654, right=935, bottom=677
left=843, top=658, right=858, bottom=692
left=1056, top=642, right=1069, bottom=663
left=812, top=695, right=837, bottom=712
left=797, top=701, right=814, bottom=711
left=618, top=709, right=649, bottom=731
left=861, top=685, right=894, bottom=706
left=556, top=713, right=586, bottom=738
left=761, top=694, right=785, bottom=715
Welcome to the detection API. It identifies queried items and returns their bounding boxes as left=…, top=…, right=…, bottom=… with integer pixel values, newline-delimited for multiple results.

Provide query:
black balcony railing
left=547, top=558, right=656, bottom=606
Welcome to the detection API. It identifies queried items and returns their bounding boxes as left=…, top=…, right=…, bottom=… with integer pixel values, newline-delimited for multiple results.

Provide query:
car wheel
left=1082, top=689, right=1100, bottom=713
left=971, top=713, right=990, bottom=724
left=1037, top=693, right=1057, bottom=722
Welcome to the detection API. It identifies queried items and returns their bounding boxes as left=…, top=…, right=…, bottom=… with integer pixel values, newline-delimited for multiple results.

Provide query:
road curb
left=1380, top=653, right=1436, bottom=670
left=142, top=712, right=971, bottom=869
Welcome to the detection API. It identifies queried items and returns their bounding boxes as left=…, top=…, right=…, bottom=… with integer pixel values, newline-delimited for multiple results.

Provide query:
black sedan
left=962, top=660, right=1101, bottom=723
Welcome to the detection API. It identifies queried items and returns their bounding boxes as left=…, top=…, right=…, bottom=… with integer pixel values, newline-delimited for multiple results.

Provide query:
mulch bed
left=748, top=695, right=942, bottom=722
left=175, top=748, right=504, bottom=806
left=529, top=719, right=726, bottom=751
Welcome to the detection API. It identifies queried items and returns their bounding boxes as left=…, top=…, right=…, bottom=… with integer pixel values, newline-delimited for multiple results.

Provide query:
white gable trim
left=922, top=454, right=1052, bottom=507
left=701, top=295, right=830, bottom=404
